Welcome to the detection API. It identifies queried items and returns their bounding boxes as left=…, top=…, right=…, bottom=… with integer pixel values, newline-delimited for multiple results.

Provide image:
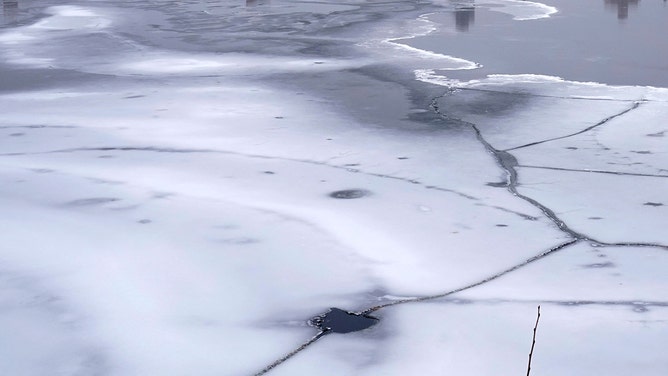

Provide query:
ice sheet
left=1, top=1, right=667, bottom=375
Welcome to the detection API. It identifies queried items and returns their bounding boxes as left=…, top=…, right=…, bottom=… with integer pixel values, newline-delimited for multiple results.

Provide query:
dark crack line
left=359, top=239, right=581, bottom=314
left=6, top=102, right=665, bottom=376
left=1, top=146, right=551, bottom=221
left=253, top=330, right=328, bottom=376
left=450, top=86, right=652, bottom=103
left=518, top=165, right=668, bottom=179
left=254, top=85, right=661, bottom=375
left=438, top=297, right=668, bottom=309
left=598, top=241, right=668, bottom=251
left=254, top=238, right=579, bottom=374
left=504, top=101, right=644, bottom=152
left=474, top=202, right=539, bottom=221
left=432, top=89, right=588, bottom=235
left=431, top=91, right=668, bottom=247
left=469, top=124, right=587, bottom=239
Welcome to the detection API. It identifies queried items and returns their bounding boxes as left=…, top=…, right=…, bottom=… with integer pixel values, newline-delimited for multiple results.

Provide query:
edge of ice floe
left=483, top=0, right=558, bottom=21
left=377, top=13, right=482, bottom=71
left=415, top=70, right=668, bottom=101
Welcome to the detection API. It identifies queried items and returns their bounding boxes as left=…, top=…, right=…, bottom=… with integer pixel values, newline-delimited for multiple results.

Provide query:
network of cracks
left=250, top=87, right=668, bottom=375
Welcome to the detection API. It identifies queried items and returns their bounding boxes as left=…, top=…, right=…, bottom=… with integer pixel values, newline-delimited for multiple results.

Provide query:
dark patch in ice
left=435, top=89, right=531, bottom=118
left=329, top=189, right=371, bottom=199
left=217, top=237, right=259, bottom=245
left=214, top=224, right=239, bottom=230
left=66, top=198, right=121, bottom=206
left=310, top=308, right=378, bottom=334
left=644, top=202, right=664, bottom=207
left=581, top=261, right=615, bottom=269
left=30, top=168, right=54, bottom=174
left=152, top=192, right=174, bottom=199
left=0, top=124, right=75, bottom=129
left=110, top=205, right=140, bottom=211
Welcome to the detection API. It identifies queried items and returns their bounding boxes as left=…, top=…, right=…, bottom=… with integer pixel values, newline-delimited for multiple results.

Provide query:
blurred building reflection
left=453, top=0, right=475, bottom=32
left=604, top=0, right=640, bottom=20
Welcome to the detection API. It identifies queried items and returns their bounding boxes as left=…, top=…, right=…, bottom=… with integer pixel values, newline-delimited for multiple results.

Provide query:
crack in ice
left=518, top=165, right=668, bottom=179
left=504, top=101, right=644, bottom=152
left=1, top=146, right=546, bottom=219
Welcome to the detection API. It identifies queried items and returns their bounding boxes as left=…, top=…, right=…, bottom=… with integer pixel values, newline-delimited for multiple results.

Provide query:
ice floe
left=1, top=0, right=666, bottom=375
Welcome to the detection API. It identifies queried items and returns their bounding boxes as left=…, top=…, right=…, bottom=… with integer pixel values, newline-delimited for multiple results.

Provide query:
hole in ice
left=310, top=308, right=378, bottom=334
left=329, top=189, right=371, bottom=199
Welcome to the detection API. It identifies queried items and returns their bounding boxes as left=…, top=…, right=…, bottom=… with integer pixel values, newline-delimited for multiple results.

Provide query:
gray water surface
left=403, top=0, right=668, bottom=87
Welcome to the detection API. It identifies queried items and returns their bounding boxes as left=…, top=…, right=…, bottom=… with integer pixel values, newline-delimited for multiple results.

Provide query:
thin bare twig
left=527, top=305, right=541, bottom=376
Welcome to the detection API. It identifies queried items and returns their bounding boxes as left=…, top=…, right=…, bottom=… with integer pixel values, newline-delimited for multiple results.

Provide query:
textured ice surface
left=1, top=0, right=667, bottom=375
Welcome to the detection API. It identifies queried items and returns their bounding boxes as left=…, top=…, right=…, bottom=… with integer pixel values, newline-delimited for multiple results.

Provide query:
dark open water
left=402, top=0, right=668, bottom=87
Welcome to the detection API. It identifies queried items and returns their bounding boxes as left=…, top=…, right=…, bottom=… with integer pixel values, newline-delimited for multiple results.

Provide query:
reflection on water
left=604, top=0, right=640, bottom=19
left=2, top=0, right=19, bottom=24
left=453, top=0, right=475, bottom=32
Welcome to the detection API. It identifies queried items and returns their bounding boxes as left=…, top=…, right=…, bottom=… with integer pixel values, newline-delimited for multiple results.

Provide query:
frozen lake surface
left=1, top=1, right=667, bottom=375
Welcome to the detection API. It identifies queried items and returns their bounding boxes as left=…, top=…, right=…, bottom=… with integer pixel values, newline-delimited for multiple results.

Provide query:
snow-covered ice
left=1, top=0, right=666, bottom=375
